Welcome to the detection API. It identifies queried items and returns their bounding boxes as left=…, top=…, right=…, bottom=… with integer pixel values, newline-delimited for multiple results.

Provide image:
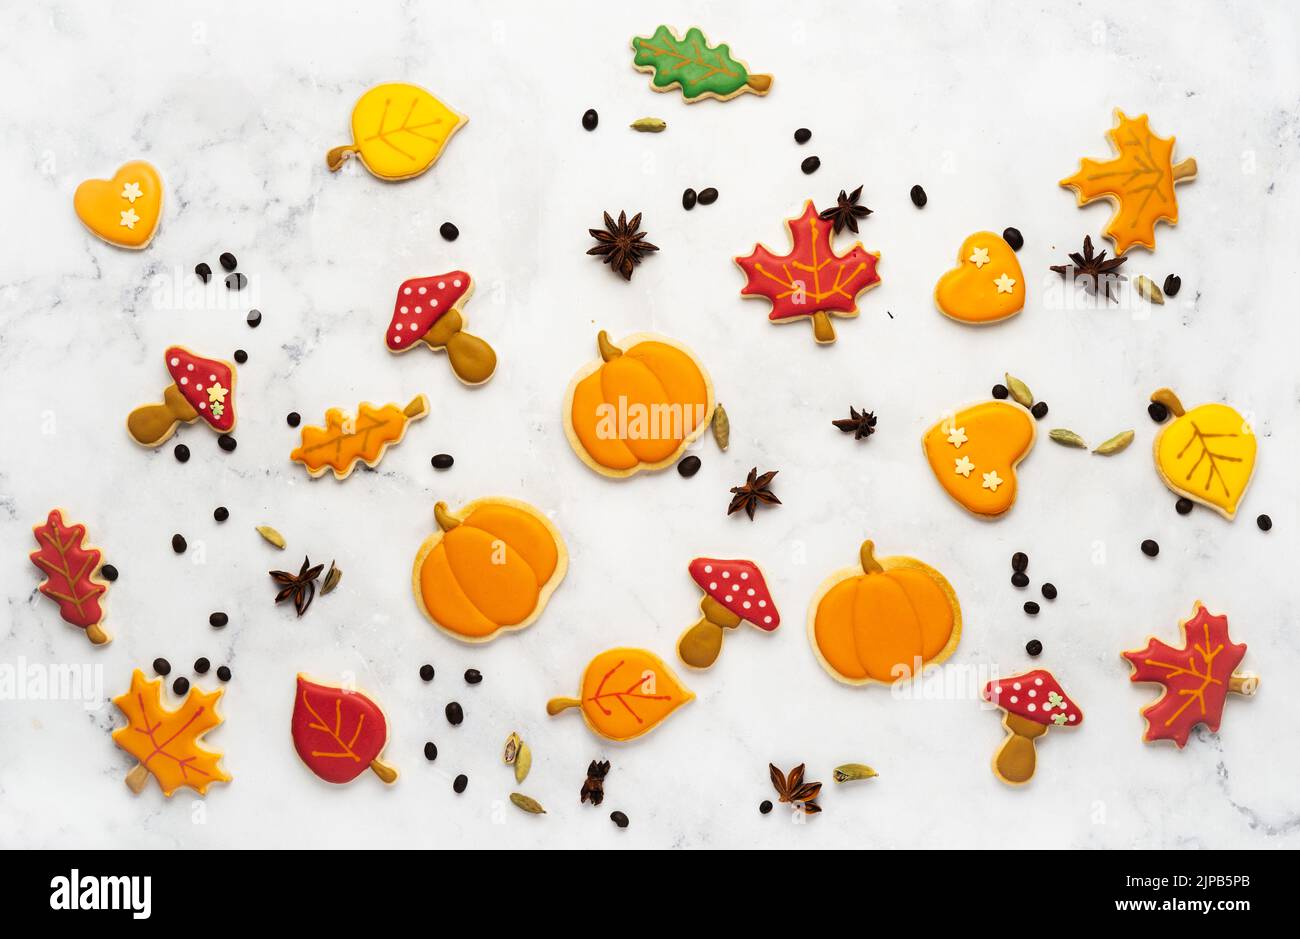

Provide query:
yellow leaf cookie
left=73, top=160, right=163, bottom=249
left=934, top=232, right=1024, bottom=324
left=923, top=400, right=1036, bottom=517
left=326, top=82, right=467, bottom=181
left=547, top=648, right=693, bottom=742
left=1150, top=388, right=1256, bottom=519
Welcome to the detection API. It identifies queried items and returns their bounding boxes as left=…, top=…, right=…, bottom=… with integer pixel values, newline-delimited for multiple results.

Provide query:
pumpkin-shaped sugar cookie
left=808, top=540, right=961, bottom=686
left=923, top=400, right=1036, bottom=518
left=934, top=232, right=1024, bottom=324
left=563, top=331, right=715, bottom=478
left=413, top=498, right=567, bottom=643
left=1150, top=388, right=1256, bottom=520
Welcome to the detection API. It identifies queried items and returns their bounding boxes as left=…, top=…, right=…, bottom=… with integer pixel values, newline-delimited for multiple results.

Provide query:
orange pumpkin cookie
left=290, top=395, right=428, bottom=479
left=74, top=160, right=163, bottom=249
left=808, top=540, right=961, bottom=686
left=563, top=331, right=715, bottom=478
left=934, top=232, right=1024, bottom=324
left=413, top=498, right=567, bottom=643
left=923, top=400, right=1036, bottom=518
left=1060, top=109, right=1196, bottom=255
left=1150, top=388, right=1256, bottom=520
left=112, top=669, right=231, bottom=797
left=547, top=648, right=693, bottom=741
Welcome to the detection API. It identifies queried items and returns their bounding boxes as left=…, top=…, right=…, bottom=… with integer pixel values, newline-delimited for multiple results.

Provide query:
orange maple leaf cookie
left=112, top=669, right=230, bottom=797
left=290, top=395, right=428, bottom=479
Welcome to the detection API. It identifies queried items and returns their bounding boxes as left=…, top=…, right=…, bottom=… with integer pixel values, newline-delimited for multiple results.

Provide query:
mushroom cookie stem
left=982, top=668, right=1083, bottom=785
left=422, top=308, right=497, bottom=385
left=387, top=272, right=497, bottom=386
left=994, top=713, right=1048, bottom=785
left=678, top=558, right=781, bottom=670
left=678, top=596, right=743, bottom=669
left=127, top=383, right=198, bottom=447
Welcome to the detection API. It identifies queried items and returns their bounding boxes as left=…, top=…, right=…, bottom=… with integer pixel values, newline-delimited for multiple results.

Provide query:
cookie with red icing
left=127, top=346, right=236, bottom=447
left=388, top=271, right=496, bottom=385
left=291, top=675, right=398, bottom=785
left=982, top=669, right=1082, bottom=785
left=677, top=558, right=780, bottom=669
left=30, top=509, right=111, bottom=645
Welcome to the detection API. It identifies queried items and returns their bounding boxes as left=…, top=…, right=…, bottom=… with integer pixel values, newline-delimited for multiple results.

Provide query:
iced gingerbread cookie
left=735, top=201, right=882, bottom=344
left=413, top=499, right=567, bottom=643
left=983, top=669, right=1081, bottom=786
left=934, top=231, right=1024, bottom=324
left=677, top=558, right=780, bottom=669
left=1123, top=602, right=1259, bottom=748
left=30, top=509, right=111, bottom=645
left=1060, top=110, right=1197, bottom=255
left=548, top=648, right=693, bottom=742
left=630, top=26, right=771, bottom=102
left=923, top=399, right=1035, bottom=518
left=387, top=271, right=496, bottom=385
left=290, top=395, right=428, bottom=480
left=112, top=669, right=230, bottom=797
left=563, top=330, right=714, bottom=478
left=326, top=82, right=467, bottom=180
left=74, top=160, right=163, bottom=249
left=127, top=346, right=236, bottom=447
left=1150, top=387, right=1256, bottom=520
left=292, top=675, right=398, bottom=785
left=808, top=540, right=961, bottom=686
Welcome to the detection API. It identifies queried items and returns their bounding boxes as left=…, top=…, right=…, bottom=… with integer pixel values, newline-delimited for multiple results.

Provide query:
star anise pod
left=270, top=556, right=324, bottom=617
left=818, top=185, right=872, bottom=234
left=1050, top=234, right=1127, bottom=303
left=832, top=406, right=877, bottom=440
left=728, top=467, right=781, bottom=520
left=580, top=759, right=610, bottom=806
left=768, top=763, right=822, bottom=815
left=587, top=210, right=659, bottom=280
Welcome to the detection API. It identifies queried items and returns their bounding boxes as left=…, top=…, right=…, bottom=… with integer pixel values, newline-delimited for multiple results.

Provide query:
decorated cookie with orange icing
left=127, top=347, right=236, bottom=447
left=547, top=648, right=693, bottom=742
left=74, top=160, right=163, bottom=249
left=412, top=498, right=568, bottom=643
left=934, top=232, right=1024, bottom=324
left=30, top=509, right=111, bottom=645
left=563, top=330, right=715, bottom=478
left=290, top=395, right=428, bottom=479
left=388, top=271, right=496, bottom=385
left=923, top=399, right=1036, bottom=517
left=326, top=82, right=467, bottom=181
left=112, top=669, right=231, bottom=797
left=808, top=540, right=961, bottom=686
left=292, top=675, right=398, bottom=785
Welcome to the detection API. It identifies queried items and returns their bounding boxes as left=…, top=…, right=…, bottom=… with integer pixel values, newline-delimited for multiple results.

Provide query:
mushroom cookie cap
left=388, top=271, right=471, bottom=350
left=984, top=669, right=1082, bottom=727
left=164, top=346, right=236, bottom=432
left=688, top=558, right=779, bottom=630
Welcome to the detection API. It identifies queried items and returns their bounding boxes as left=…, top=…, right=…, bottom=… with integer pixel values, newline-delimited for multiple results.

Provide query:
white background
left=0, top=0, right=1297, bottom=849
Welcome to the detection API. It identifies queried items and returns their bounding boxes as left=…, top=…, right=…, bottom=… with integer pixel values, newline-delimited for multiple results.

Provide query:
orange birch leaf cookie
left=74, top=160, right=163, bottom=249
left=112, top=669, right=231, bottom=797
left=412, top=498, right=568, bottom=643
left=982, top=669, right=1082, bottom=786
left=290, top=395, right=428, bottom=479
left=934, top=231, right=1024, bottom=324
left=291, top=675, right=398, bottom=785
left=1060, top=109, right=1197, bottom=255
left=923, top=399, right=1036, bottom=518
left=29, top=509, right=111, bottom=645
left=547, top=648, right=693, bottom=742
left=1149, top=387, right=1256, bottom=520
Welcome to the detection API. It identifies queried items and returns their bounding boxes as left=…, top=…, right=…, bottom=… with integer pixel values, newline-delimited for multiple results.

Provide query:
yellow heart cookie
left=74, top=161, right=163, bottom=249
left=1150, top=388, right=1256, bottom=520
left=923, top=400, right=1036, bottom=517
left=934, top=231, right=1024, bottom=324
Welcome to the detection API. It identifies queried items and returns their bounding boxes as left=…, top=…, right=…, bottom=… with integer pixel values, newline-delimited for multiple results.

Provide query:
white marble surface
left=1, top=0, right=1297, bottom=850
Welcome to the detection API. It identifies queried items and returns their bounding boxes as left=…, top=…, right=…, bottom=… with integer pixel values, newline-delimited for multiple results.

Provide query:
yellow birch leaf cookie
left=326, top=82, right=467, bottom=181
left=1150, top=388, right=1256, bottom=519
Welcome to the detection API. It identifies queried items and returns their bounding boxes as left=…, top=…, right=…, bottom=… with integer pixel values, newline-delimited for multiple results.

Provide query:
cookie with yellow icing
left=934, top=232, right=1024, bottom=324
left=74, top=160, right=163, bottom=249
left=326, top=82, right=467, bottom=181
left=412, top=498, right=568, bottom=643
left=1150, top=388, right=1256, bottom=520
left=923, top=400, right=1036, bottom=517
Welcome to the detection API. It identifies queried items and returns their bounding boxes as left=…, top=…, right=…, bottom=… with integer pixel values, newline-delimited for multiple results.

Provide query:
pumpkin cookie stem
left=1172, top=158, right=1197, bottom=181
left=546, top=696, right=581, bottom=716
left=326, top=144, right=359, bottom=172
left=597, top=330, right=622, bottom=361
left=1229, top=673, right=1261, bottom=696
left=1150, top=388, right=1186, bottom=418
left=859, top=540, right=884, bottom=574
left=369, top=758, right=398, bottom=784
left=433, top=501, right=461, bottom=532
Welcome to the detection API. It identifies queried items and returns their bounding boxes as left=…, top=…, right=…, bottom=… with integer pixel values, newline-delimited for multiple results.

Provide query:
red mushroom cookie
left=677, top=558, right=780, bottom=669
left=387, top=271, right=497, bottom=385
left=127, top=346, right=236, bottom=447
left=983, top=669, right=1082, bottom=785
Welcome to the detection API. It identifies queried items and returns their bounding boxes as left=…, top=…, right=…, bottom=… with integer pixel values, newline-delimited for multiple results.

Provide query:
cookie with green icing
left=631, top=26, right=771, bottom=103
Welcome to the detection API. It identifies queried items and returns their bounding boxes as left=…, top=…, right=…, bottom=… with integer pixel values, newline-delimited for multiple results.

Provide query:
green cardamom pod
left=503, top=732, right=521, bottom=765
left=514, top=742, right=532, bottom=784
left=712, top=403, right=730, bottom=451
left=320, top=562, right=342, bottom=595
left=1004, top=373, right=1034, bottom=408
left=509, top=793, right=546, bottom=814
left=256, top=525, right=286, bottom=549
left=1093, top=430, right=1135, bottom=456
left=833, top=763, right=879, bottom=783
left=629, top=118, right=667, bottom=133
left=1135, top=275, right=1165, bottom=305
left=1048, top=429, right=1089, bottom=449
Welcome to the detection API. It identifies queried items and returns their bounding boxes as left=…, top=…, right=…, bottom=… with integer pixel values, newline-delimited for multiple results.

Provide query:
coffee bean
left=1024, top=601, right=1040, bottom=615
left=698, top=187, right=718, bottom=205
left=153, top=657, right=171, bottom=676
left=1148, top=401, right=1169, bottom=423
left=172, top=534, right=187, bottom=554
left=759, top=800, right=773, bottom=814
left=233, top=349, right=248, bottom=364
left=424, top=742, right=438, bottom=761
left=1041, top=583, right=1057, bottom=600
left=1011, top=552, right=1029, bottom=572
left=445, top=702, right=464, bottom=725
left=218, top=434, right=237, bottom=452
left=610, top=811, right=630, bottom=829
left=216, top=665, right=231, bottom=682
left=219, top=252, right=238, bottom=272
left=582, top=108, right=598, bottom=131
left=439, top=222, right=459, bottom=241
left=225, top=272, right=247, bottom=290
left=173, top=677, right=190, bottom=695
left=1002, top=227, right=1024, bottom=251
left=677, top=455, right=701, bottom=477
left=174, top=444, right=190, bottom=463
left=195, top=262, right=212, bottom=283
left=246, top=309, right=261, bottom=327
left=1011, top=572, right=1029, bottom=588
left=214, top=506, right=229, bottom=522
left=453, top=774, right=468, bottom=793
left=801, top=155, right=820, bottom=174
left=100, top=564, right=119, bottom=582
left=682, top=188, right=697, bottom=210
left=1163, top=274, right=1181, bottom=298
left=209, top=611, right=228, bottom=628
left=419, top=664, right=435, bottom=682
left=1141, top=539, right=1160, bottom=557
left=793, top=128, right=811, bottom=144
left=1031, top=401, right=1049, bottom=419
left=1026, top=639, right=1043, bottom=657
left=431, top=453, right=454, bottom=469
left=910, top=184, right=927, bottom=207
left=991, top=384, right=1009, bottom=399
left=1175, top=498, right=1193, bottom=515
left=1257, top=514, right=1273, bottom=532
left=464, top=669, right=482, bottom=685
left=194, top=657, right=210, bottom=674
left=286, top=411, right=300, bottom=427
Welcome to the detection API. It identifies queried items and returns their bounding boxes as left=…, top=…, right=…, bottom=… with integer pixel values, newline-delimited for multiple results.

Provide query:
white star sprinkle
left=946, top=425, right=968, bottom=448
left=121, top=182, right=143, bottom=203
left=969, top=247, right=990, bottom=269
left=119, top=208, right=139, bottom=229
left=982, top=470, right=1003, bottom=491
left=994, top=273, right=1016, bottom=294
left=954, top=456, right=975, bottom=477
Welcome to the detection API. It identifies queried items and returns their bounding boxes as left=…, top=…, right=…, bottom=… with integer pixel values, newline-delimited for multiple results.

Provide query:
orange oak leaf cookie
left=677, top=558, right=780, bottom=669
left=292, top=675, right=398, bottom=784
left=1150, top=387, right=1256, bottom=520
left=563, top=330, right=715, bottom=478
left=1060, top=109, right=1197, bottom=255
left=735, top=200, right=882, bottom=344
left=112, top=669, right=231, bottom=797
left=934, top=231, right=1024, bottom=324
left=387, top=271, right=496, bottom=385
left=73, top=160, right=163, bottom=249
left=290, top=395, right=428, bottom=480
left=412, top=498, right=567, bottom=643
left=923, top=399, right=1036, bottom=518
left=547, top=648, right=693, bottom=742
left=127, top=346, right=236, bottom=447
left=1123, top=602, right=1259, bottom=748
left=808, top=540, right=961, bottom=686
left=30, top=509, right=111, bottom=645
left=982, top=669, right=1082, bottom=786
left=326, top=82, right=467, bottom=180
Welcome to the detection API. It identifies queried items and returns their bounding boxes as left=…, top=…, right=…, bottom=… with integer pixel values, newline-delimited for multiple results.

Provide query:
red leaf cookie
left=291, top=675, right=398, bottom=785
left=30, top=509, right=110, bottom=644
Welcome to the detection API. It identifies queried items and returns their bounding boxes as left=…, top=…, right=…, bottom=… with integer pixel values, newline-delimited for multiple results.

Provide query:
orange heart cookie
left=934, top=232, right=1024, bottom=324
left=73, top=160, right=163, bottom=249
left=923, top=400, right=1036, bottom=517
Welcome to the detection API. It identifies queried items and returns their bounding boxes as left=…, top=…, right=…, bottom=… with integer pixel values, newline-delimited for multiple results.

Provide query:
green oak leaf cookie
left=631, top=26, right=772, bottom=103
